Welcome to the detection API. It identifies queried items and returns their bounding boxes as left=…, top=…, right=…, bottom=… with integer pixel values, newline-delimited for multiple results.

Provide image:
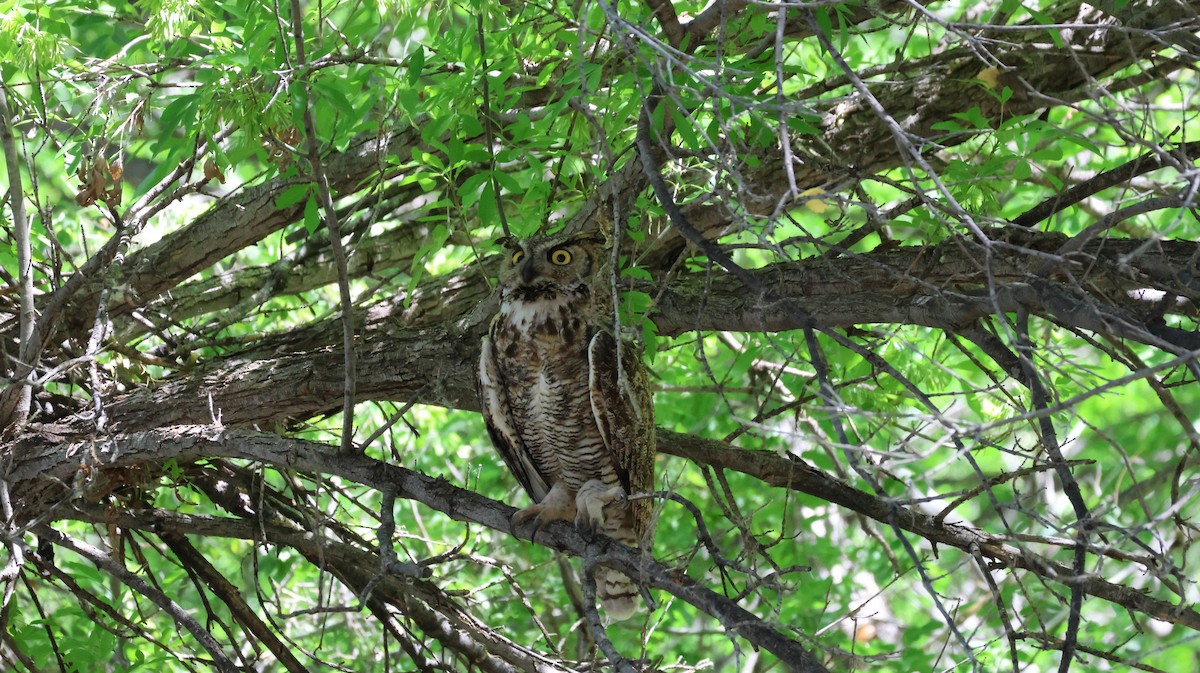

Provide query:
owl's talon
left=511, top=506, right=541, bottom=533
left=512, top=484, right=576, bottom=538
left=512, top=506, right=554, bottom=538
left=575, top=509, right=601, bottom=538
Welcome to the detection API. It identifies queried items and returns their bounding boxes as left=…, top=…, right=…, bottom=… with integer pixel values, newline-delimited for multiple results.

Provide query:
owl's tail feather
left=597, top=513, right=643, bottom=621
left=597, top=568, right=639, bottom=621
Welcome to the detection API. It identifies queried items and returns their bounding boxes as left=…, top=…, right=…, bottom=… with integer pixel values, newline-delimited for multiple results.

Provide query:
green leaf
left=303, top=195, right=321, bottom=234
left=931, top=119, right=964, bottom=133
left=641, top=320, right=659, bottom=364
left=154, top=95, right=198, bottom=149
left=459, top=114, right=485, bottom=139
left=1057, top=134, right=1098, bottom=155
left=493, top=171, right=521, bottom=194
left=673, top=109, right=702, bottom=152
left=949, top=107, right=990, bottom=130
left=476, top=181, right=497, bottom=225
left=396, top=87, right=423, bottom=116
left=0, top=240, right=16, bottom=276
left=311, top=77, right=357, bottom=119
left=786, top=115, right=820, bottom=136
left=622, top=266, right=651, bottom=281
left=406, top=46, right=425, bottom=85
left=276, top=183, right=311, bottom=210
left=459, top=172, right=489, bottom=208
left=813, top=9, right=835, bottom=49
left=1026, top=7, right=1064, bottom=48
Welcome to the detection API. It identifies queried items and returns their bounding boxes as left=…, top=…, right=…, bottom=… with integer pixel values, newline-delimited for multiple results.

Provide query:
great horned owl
left=477, top=230, right=655, bottom=620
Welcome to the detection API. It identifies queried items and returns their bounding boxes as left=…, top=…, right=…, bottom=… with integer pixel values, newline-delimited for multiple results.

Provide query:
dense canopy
left=1, top=0, right=1199, bottom=671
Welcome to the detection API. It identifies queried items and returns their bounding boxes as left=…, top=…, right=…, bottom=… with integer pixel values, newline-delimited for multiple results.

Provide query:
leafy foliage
left=1, top=0, right=1199, bottom=671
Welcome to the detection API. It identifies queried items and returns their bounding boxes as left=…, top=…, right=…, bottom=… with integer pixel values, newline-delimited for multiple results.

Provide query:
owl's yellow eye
left=548, top=248, right=572, bottom=265
left=511, top=250, right=525, bottom=265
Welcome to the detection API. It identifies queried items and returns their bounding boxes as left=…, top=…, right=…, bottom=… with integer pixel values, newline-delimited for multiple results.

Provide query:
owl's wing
left=587, top=329, right=656, bottom=520
left=479, top=327, right=551, bottom=502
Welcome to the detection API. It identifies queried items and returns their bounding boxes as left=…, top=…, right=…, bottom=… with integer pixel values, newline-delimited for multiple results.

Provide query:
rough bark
left=17, top=231, right=1192, bottom=439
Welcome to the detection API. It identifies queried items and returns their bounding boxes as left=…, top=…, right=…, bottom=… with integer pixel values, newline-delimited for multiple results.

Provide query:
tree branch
left=287, top=0, right=358, bottom=454
left=13, top=426, right=831, bottom=671
left=35, top=525, right=241, bottom=672
left=10, top=425, right=1200, bottom=635
left=0, top=75, right=34, bottom=429
left=159, top=530, right=311, bottom=673
left=1013, top=141, right=1200, bottom=228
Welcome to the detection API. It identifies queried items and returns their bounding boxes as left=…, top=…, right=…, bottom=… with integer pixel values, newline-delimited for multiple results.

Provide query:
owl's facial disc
left=499, top=236, right=595, bottom=303
left=512, top=246, right=587, bottom=285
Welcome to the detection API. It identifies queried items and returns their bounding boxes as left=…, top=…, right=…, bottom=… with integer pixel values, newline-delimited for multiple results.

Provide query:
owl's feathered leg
left=574, top=479, right=627, bottom=536
left=576, top=479, right=641, bottom=620
left=512, top=482, right=576, bottom=534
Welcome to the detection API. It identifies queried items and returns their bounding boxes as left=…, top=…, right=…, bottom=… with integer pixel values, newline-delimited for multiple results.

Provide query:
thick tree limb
left=51, top=232, right=1195, bottom=439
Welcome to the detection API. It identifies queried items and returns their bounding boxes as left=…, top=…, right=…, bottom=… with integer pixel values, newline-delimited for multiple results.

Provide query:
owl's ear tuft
left=571, top=229, right=609, bottom=247
left=495, top=235, right=520, bottom=250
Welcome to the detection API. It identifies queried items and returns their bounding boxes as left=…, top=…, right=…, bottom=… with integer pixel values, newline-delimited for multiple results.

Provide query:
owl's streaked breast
left=491, top=290, right=620, bottom=492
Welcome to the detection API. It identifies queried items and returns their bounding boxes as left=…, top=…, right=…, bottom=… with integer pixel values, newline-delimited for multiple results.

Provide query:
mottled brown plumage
left=477, top=231, right=655, bottom=620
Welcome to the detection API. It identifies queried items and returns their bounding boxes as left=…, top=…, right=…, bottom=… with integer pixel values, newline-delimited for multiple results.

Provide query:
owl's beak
left=519, top=259, right=538, bottom=284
